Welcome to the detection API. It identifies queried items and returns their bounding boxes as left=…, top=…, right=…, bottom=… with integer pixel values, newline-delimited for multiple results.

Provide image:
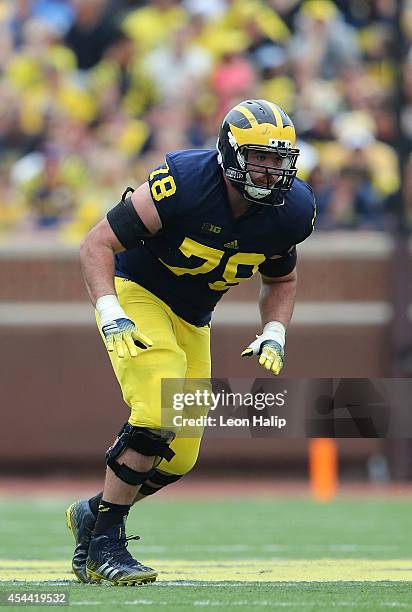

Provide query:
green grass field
left=0, top=494, right=411, bottom=610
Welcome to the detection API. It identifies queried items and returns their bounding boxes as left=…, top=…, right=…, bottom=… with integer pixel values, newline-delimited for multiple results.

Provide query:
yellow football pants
left=97, top=277, right=211, bottom=476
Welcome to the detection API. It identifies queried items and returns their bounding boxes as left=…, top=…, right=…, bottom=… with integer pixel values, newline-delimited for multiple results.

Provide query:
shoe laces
left=110, top=534, right=141, bottom=566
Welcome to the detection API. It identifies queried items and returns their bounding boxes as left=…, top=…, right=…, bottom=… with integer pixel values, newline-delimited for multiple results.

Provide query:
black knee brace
left=139, top=470, right=182, bottom=497
left=106, top=423, right=176, bottom=486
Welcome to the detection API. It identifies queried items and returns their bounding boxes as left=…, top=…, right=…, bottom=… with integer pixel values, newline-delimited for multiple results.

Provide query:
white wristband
left=246, top=320, right=286, bottom=356
left=96, top=294, right=128, bottom=328
left=261, top=321, right=286, bottom=349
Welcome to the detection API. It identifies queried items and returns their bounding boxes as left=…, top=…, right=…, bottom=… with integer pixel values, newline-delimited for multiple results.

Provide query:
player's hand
left=241, top=322, right=285, bottom=375
left=102, top=317, right=153, bottom=358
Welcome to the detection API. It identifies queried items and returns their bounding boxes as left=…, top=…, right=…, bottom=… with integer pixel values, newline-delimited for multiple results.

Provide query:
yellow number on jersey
left=149, top=162, right=177, bottom=202
left=160, top=237, right=224, bottom=276
left=151, top=176, right=177, bottom=201
left=209, top=252, right=266, bottom=291
left=160, top=237, right=265, bottom=289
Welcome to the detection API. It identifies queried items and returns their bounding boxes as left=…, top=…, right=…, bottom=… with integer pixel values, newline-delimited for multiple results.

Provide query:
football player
left=66, top=99, right=316, bottom=585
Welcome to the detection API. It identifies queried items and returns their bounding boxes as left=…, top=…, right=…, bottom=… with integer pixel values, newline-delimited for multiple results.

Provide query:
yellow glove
left=241, top=321, right=285, bottom=375
left=102, top=317, right=153, bottom=358
left=96, top=294, right=153, bottom=358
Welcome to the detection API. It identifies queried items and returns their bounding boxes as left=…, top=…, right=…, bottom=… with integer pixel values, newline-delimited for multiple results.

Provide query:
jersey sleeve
left=147, top=154, right=180, bottom=225
left=298, top=184, right=316, bottom=243
left=258, top=246, right=297, bottom=278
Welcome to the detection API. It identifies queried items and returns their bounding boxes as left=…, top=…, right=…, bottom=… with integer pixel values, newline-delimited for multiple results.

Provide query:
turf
left=0, top=495, right=411, bottom=610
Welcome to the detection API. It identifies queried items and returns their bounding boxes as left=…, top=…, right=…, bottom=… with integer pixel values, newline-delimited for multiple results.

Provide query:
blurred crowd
left=0, top=0, right=408, bottom=241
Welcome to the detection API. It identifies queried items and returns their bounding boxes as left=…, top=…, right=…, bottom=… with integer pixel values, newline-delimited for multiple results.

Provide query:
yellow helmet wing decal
left=229, top=122, right=296, bottom=148
left=229, top=102, right=296, bottom=147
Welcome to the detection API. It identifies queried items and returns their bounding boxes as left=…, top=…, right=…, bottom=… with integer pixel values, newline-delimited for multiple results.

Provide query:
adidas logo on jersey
left=224, top=240, right=239, bottom=249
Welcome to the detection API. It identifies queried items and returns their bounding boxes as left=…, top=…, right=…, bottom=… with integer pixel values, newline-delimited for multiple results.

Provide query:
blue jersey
left=115, top=149, right=315, bottom=326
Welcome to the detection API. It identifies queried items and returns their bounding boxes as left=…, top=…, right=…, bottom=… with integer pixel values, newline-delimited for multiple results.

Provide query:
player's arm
left=241, top=248, right=297, bottom=375
left=259, top=267, right=297, bottom=329
left=80, top=182, right=161, bottom=357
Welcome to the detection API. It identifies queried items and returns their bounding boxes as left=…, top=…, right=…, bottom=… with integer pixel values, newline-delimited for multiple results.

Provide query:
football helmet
left=217, top=99, right=299, bottom=206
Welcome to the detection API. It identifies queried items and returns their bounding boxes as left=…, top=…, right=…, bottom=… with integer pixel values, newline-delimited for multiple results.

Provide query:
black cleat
left=66, top=500, right=97, bottom=583
left=86, top=524, right=157, bottom=586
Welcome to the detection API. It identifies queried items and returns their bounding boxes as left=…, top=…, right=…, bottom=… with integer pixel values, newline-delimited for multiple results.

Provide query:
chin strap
left=243, top=185, right=285, bottom=207
left=245, top=184, right=271, bottom=200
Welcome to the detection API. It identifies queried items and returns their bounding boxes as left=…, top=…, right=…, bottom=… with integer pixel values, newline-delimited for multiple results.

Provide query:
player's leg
left=67, top=280, right=186, bottom=584
left=70, top=436, right=205, bottom=518
left=67, top=290, right=210, bottom=582
left=87, top=281, right=187, bottom=585
left=66, top=429, right=164, bottom=585
left=132, top=438, right=203, bottom=502
left=86, top=425, right=176, bottom=585
left=133, top=315, right=212, bottom=502
left=77, top=315, right=210, bottom=511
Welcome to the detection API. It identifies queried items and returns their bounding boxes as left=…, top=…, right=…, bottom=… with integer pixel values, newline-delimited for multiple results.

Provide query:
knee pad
left=139, top=470, right=182, bottom=497
left=106, top=423, right=176, bottom=486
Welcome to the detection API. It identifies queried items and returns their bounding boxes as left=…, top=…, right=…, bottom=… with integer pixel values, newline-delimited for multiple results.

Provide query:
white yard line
left=191, top=604, right=412, bottom=609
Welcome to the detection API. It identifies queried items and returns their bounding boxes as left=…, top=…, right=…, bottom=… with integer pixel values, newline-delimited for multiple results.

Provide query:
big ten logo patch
left=202, top=223, right=222, bottom=235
